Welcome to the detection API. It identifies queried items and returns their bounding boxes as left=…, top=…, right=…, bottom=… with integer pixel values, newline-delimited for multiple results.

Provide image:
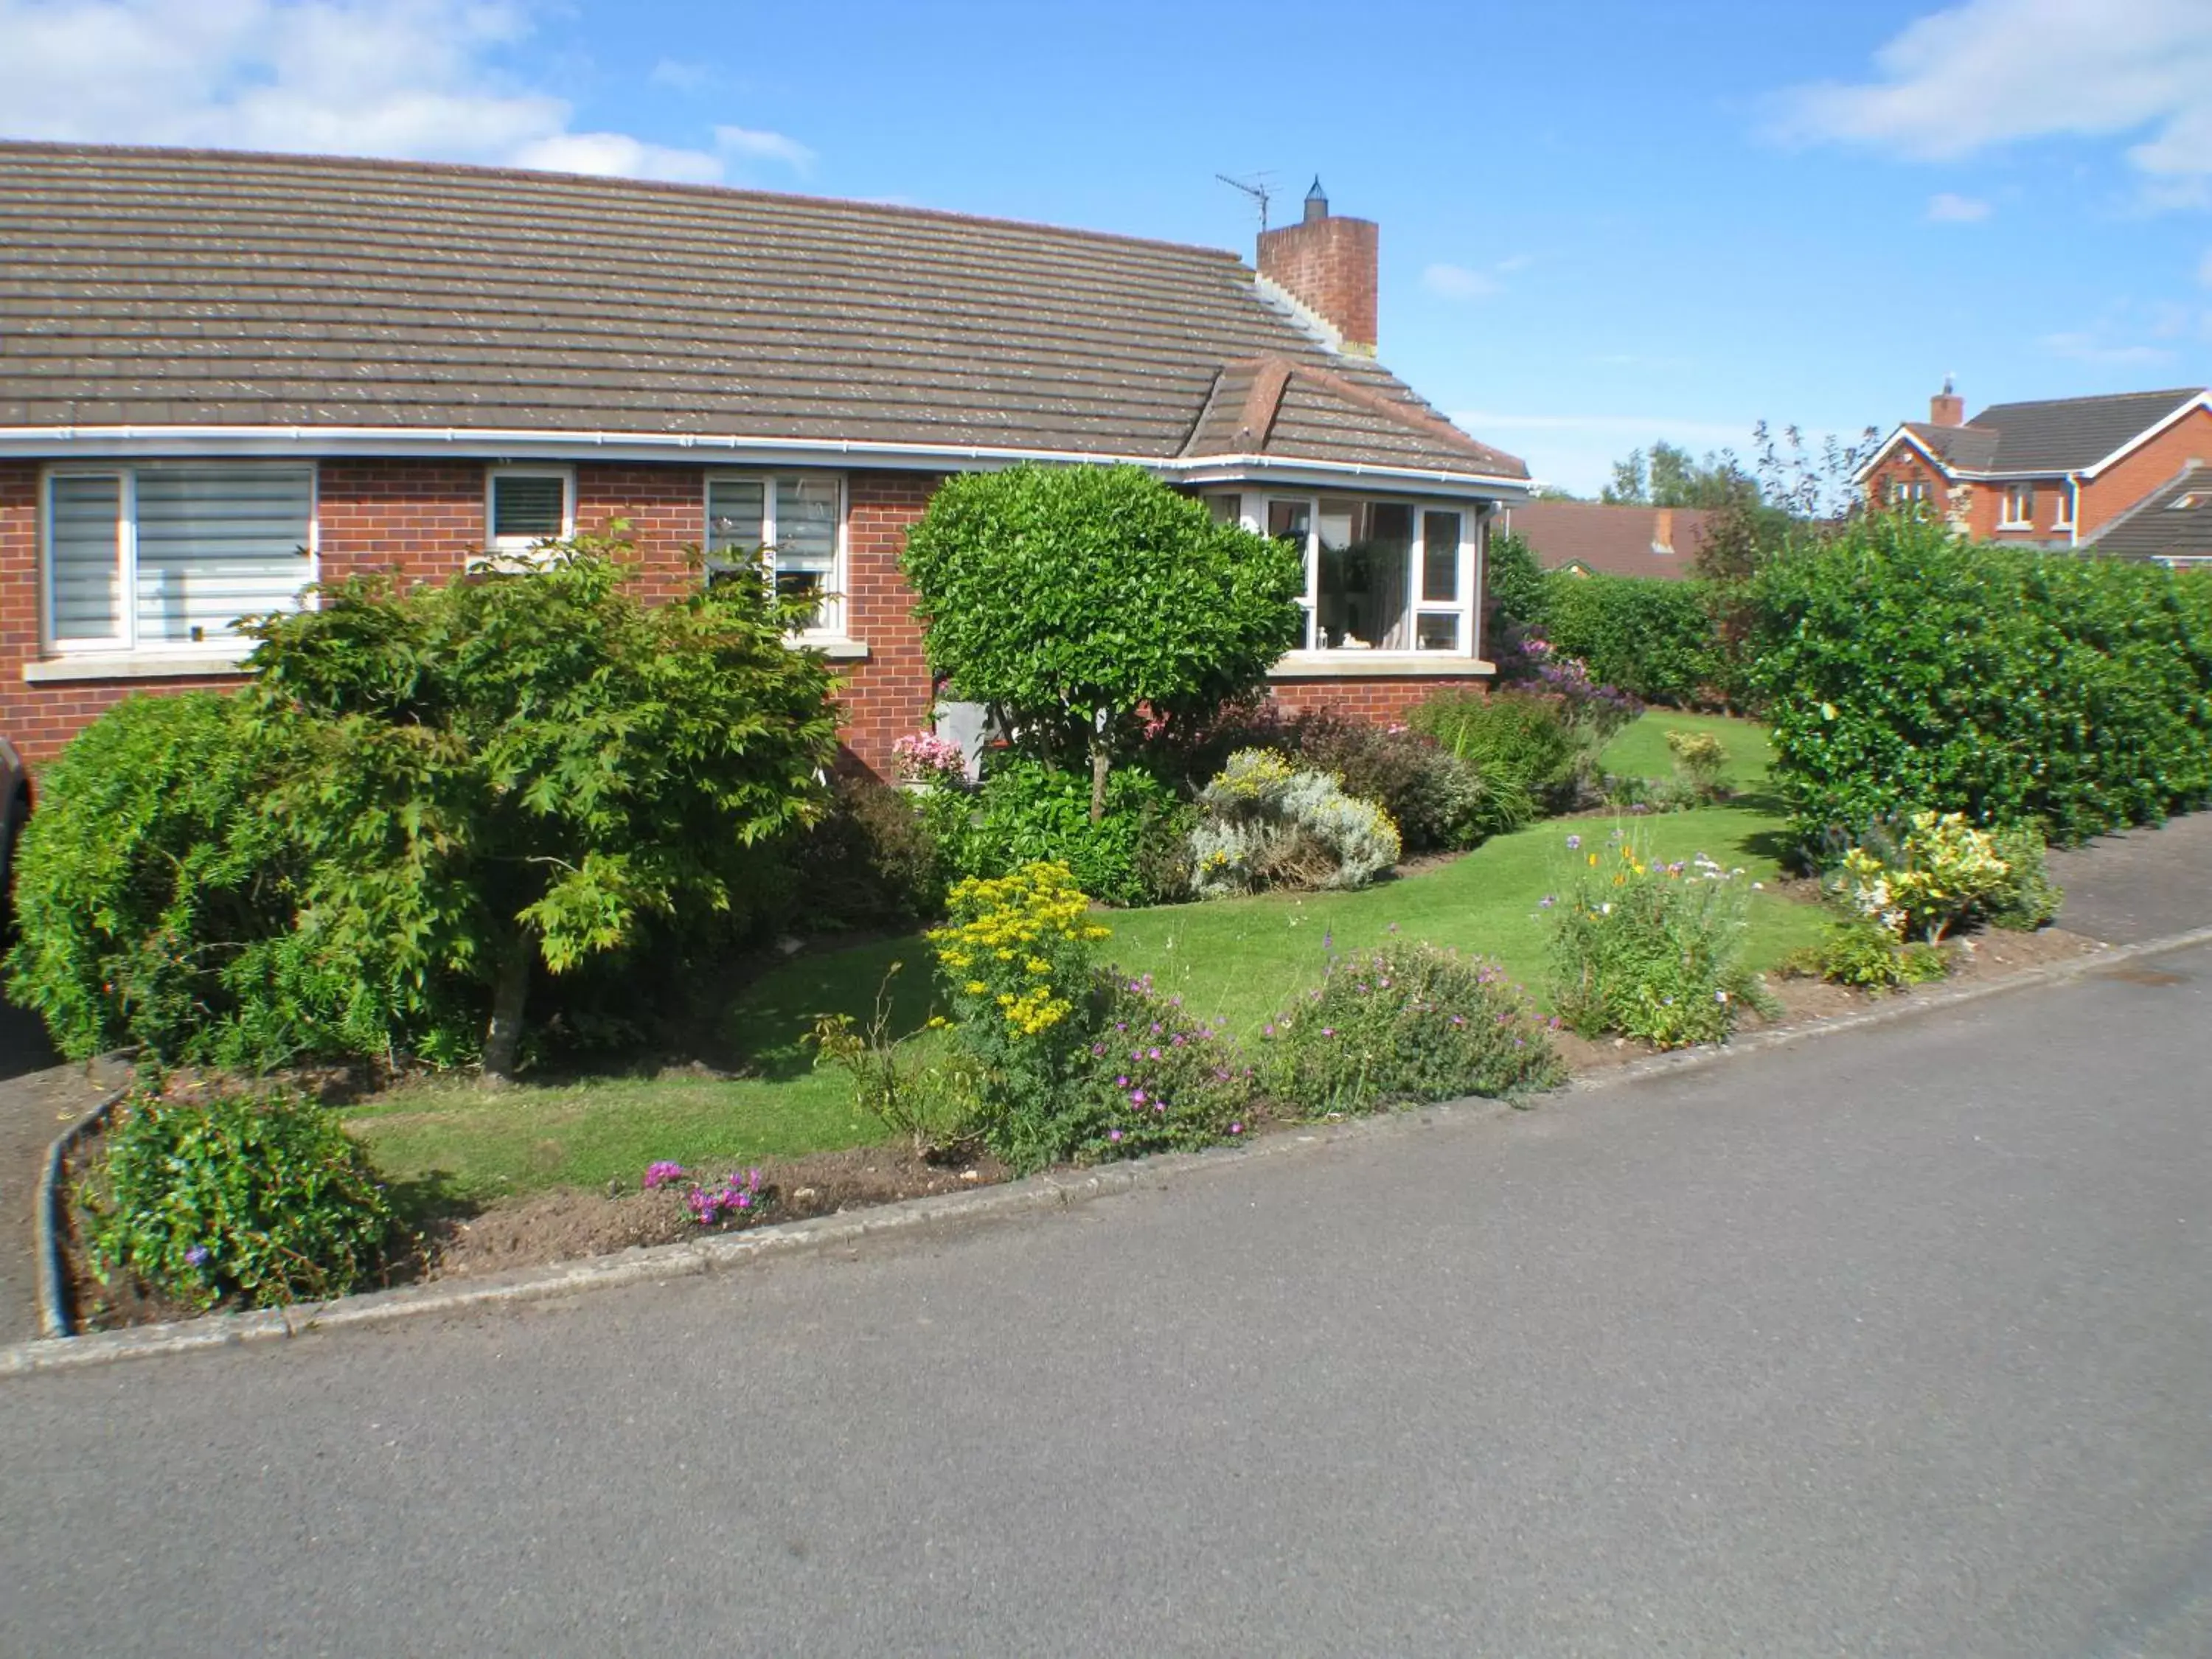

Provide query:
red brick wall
left=0, top=457, right=1488, bottom=778
left=1264, top=675, right=1482, bottom=726
left=1256, top=214, right=1379, bottom=352
left=2078, top=404, right=2212, bottom=539
left=836, top=471, right=938, bottom=776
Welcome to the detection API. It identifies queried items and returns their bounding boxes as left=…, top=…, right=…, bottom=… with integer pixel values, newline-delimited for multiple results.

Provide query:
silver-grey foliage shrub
left=1189, top=748, right=1401, bottom=897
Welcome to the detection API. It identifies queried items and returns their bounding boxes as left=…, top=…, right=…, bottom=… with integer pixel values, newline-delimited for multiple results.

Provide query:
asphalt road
left=3, top=946, right=2208, bottom=1656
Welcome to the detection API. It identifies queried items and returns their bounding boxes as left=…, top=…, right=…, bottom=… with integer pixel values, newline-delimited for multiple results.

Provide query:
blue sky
left=4, top=0, right=2210, bottom=493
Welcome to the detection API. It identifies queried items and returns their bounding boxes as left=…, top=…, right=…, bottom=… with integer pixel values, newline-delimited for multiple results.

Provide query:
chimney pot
left=1303, top=176, right=1329, bottom=223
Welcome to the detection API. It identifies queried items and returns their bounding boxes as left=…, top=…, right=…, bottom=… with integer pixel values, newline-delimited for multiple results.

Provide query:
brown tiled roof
left=1900, top=389, right=2205, bottom=477
left=2084, top=464, right=2212, bottom=562
left=0, top=142, right=1525, bottom=483
left=1504, top=501, right=1708, bottom=580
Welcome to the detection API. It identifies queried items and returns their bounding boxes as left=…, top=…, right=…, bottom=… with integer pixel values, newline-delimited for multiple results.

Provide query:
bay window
left=706, top=473, right=844, bottom=635
left=44, top=465, right=315, bottom=655
left=1265, top=493, right=1476, bottom=654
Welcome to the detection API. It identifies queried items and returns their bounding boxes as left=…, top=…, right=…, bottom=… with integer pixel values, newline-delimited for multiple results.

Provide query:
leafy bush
left=789, top=771, right=949, bottom=928
left=1748, top=512, right=2212, bottom=849
left=1785, top=919, right=1950, bottom=991
left=80, top=1088, right=395, bottom=1312
left=1539, top=571, right=1719, bottom=706
left=1665, top=729, right=1730, bottom=796
left=243, top=532, right=843, bottom=1079
left=1410, top=689, right=1583, bottom=814
left=928, top=862, right=1112, bottom=1170
left=1257, top=942, right=1564, bottom=1114
left=1484, top=528, right=1551, bottom=641
left=1831, top=810, right=2058, bottom=945
left=901, top=463, right=1304, bottom=805
left=1547, top=831, right=1769, bottom=1048
left=948, top=759, right=1188, bottom=908
left=1189, top=750, right=1402, bottom=896
left=4, top=692, right=328, bottom=1067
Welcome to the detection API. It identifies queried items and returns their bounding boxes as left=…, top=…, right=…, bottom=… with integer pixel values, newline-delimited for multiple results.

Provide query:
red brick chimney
left=1929, top=376, right=1964, bottom=427
left=1256, top=177, right=1378, bottom=357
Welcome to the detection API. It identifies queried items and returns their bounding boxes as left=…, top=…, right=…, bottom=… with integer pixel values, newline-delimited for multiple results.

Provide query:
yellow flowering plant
left=1834, top=810, right=2019, bottom=945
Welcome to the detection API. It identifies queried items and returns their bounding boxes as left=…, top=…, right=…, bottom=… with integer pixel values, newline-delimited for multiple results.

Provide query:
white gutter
left=0, top=425, right=1528, bottom=498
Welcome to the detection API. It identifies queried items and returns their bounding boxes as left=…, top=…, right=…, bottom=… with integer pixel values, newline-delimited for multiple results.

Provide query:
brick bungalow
left=1857, top=380, right=2212, bottom=554
left=0, top=144, right=1530, bottom=776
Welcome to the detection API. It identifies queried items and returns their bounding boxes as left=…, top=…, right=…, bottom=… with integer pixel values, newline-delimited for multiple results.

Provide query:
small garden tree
left=242, top=529, right=843, bottom=1082
left=900, top=465, right=1304, bottom=817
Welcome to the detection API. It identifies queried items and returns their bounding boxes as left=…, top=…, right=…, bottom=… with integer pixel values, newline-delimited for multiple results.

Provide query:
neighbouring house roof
left=0, top=142, right=1525, bottom=487
left=1503, top=501, right=1708, bottom=580
left=2084, top=464, right=2212, bottom=563
left=1885, top=388, right=2208, bottom=479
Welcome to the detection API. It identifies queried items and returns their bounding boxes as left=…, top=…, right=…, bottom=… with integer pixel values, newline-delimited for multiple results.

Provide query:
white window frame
left=702, top=470, right=849, bottom=640
left=1246, top=490, right=1480, bottom=658
left=1999, top=484, right=2037, bottom=529
left=38, top=461, right=320, bottom=661
left=484, top=465, right=576, bottom=558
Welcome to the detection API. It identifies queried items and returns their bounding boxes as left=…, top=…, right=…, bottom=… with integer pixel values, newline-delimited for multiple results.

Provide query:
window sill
left=24, top=650, right=254, bottom=684
left=794, top=636, right=869, bottom=661
left=1269, top=652, right=1495, bottom=680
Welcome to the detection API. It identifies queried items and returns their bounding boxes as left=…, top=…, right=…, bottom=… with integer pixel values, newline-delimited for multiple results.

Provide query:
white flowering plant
left=1545, top=827, right=1771, bottom=1048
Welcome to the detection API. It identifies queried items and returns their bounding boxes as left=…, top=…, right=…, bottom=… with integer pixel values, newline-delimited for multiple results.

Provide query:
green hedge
left=1747, top=513, right=2212, bottom=848
left=1538, top=571, right=1720, bottom=706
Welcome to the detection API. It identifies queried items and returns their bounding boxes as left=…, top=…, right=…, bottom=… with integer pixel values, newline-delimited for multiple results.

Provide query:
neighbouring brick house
left=1857, top=380, right=2212, bottom=558
left=1498, top=501, right=1708, bottom=580
left=0, top=144, right=1530, bottom=777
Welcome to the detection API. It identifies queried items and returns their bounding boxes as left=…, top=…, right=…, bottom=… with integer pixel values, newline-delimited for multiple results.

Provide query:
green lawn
left=355, top=712, right=1817, bottom=1200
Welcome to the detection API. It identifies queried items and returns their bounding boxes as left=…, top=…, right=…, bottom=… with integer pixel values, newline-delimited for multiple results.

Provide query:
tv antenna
left=1216, top=172, right=1275, bottom=231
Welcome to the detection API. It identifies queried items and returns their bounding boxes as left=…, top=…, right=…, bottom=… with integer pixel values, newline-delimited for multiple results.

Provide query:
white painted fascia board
left=0, top=425, right=1528, bottom=495
left=2078, top=390, right=2212, bottom=480
left=1854, top=425, right=1958, bottom=484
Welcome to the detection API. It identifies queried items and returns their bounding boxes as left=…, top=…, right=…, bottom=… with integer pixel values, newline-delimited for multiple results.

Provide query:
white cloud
left=1926, top=191, right=1993, bottom=222
left=1777, top=0, right=2212, bottom=199
left=714, top=124, right=816, bottom=174
left=0, top=0, right=813, bottom=184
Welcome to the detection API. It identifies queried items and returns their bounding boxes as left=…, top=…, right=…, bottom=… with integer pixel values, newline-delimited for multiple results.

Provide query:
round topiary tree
left=900, top=464, right=1305, bottom=818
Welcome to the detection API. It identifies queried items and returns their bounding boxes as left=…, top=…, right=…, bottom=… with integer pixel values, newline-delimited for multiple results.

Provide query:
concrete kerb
left=34, top=1081, right=130, bottom=1340
left=7, top=923, right=2208, bottom=1378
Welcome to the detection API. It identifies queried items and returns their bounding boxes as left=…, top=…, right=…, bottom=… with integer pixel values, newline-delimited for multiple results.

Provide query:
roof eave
left=0, top=423, right=1531, bottom=495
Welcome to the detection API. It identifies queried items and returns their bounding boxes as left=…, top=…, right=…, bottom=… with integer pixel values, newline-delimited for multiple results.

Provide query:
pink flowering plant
left=891, top=730, right=968, bottom=787
left=1257, top=942, right=1564, bottom=1116
left=1059, top=973, right=1258, bottom=1164
left=641, top=1160, right=771, bottom=1228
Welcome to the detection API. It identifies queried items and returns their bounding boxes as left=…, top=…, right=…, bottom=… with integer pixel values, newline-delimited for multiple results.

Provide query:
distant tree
left=1750, top=420, right=1884, bottom=521
left=1601, top=440, right=1759, bottom=510
left=1528, top=482, right=1585, bottom=501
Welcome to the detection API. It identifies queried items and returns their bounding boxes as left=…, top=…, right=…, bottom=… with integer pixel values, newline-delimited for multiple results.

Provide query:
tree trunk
left=481, top=931, right=534, bottom=1088
left=1089, top=737, right=1110, bottom=824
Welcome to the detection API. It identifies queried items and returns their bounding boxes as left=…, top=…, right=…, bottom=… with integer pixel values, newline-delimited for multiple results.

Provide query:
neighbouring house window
left=1891, top=478, right=1933, bottom=508
left=2000, top=484, right=2037, bottom=527
left=2053, top=489, right=2075, bottom=529
left=705, top=473, right=844, bottom=635
left=1267, top=494, right=1475, bottom=654
left=486, top=467, right=574, bottom=552
left=44, top=465, right=315, bottom=654
left=1204, top=493, right=1242, bottom=527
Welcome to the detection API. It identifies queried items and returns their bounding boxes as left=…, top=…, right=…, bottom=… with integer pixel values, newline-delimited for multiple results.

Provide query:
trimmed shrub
left=1829, top=810, right=2060, bottom=945
left=788, top=771, right=949, bottom=928
left=1540, top=571, right=1719, bottom=706
left=1547, top=830, right=1768, bottom=1048
left=3, top=692, right=328, bottom=1068
left=80, top=1088, right=395, bottom=1312
left=1189, top=750, right=1401, bottom=896
left=1747, top=514, right=2212, bottom=849
left=1257, top=942, right=1564, bottom=1114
